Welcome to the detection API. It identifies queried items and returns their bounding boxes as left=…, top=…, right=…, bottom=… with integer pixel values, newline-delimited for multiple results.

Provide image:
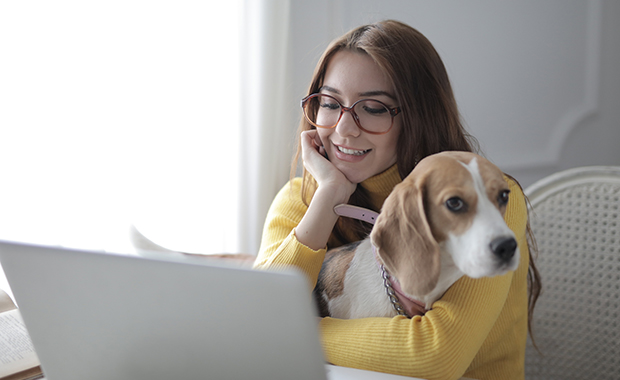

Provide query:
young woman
left=254, top=20, right=540, bottom=380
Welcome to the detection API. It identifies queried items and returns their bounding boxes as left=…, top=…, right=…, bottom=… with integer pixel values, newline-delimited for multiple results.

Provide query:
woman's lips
left=332, top=144, right=371, bottom=162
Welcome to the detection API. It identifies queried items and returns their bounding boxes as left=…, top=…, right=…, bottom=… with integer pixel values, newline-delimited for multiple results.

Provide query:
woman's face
left=317, top=50, right=401, bottom=184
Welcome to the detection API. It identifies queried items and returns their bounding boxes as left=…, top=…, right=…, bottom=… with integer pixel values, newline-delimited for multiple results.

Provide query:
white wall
left=286, top=0, right=620, bottom=188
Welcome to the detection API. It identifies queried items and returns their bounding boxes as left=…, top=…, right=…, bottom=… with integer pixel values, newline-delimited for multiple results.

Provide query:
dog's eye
left=445, top=197, right=466, bottom=212
left=498, top=190, right=510, bottom=206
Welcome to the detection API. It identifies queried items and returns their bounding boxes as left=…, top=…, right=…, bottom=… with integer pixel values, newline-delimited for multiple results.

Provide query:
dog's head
left=370, top=151, right=520, bottom=297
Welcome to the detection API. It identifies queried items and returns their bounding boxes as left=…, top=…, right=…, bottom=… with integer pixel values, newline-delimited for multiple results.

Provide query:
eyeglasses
left=300, top=93, right=401, bottom=135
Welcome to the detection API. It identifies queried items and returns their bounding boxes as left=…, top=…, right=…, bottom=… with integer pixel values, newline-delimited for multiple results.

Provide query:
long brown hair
left=291, top=20, right=540, bottom=335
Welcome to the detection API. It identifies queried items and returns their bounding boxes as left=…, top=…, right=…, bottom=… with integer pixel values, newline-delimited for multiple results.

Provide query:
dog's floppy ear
left=370, top=179, right=440, bottom=297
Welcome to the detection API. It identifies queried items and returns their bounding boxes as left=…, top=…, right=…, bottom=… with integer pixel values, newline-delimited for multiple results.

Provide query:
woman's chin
left=336, top=166, right=369, bottom=184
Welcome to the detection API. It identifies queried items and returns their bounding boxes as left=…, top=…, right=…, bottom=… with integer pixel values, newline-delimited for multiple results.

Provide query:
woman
left=254, top=20, right=540, bottom=380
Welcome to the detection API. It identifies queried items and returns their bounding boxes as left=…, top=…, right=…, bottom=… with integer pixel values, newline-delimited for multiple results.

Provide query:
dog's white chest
left=326, top=241, right=397, bottom=319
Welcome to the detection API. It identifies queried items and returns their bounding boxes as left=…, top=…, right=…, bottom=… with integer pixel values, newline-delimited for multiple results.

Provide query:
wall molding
left=505, top=0, right=602, bottom=170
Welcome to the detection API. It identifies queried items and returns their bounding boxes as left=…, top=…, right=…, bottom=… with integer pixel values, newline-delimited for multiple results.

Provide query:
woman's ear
left=370, top=180, right=441, bottom=297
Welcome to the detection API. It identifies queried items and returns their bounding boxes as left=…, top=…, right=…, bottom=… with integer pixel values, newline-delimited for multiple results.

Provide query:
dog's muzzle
left=490, top=236, right=517, bottom=262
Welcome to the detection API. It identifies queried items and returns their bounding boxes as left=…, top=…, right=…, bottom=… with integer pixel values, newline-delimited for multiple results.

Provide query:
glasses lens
left=353, top=100, right=392, bottom=133
left=303, top=94, right=341, bottom=128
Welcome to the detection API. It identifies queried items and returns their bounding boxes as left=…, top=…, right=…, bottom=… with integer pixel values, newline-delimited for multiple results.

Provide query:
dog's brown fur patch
left=313, top=241, right=359, bottom=317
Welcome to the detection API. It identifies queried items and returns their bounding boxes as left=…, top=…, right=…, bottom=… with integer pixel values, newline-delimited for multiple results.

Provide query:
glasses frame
left=300, top=93, right=401, bottom=135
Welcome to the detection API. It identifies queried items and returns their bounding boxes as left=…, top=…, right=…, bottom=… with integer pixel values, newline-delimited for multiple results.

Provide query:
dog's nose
left=490, top=237, right=517, bottom=261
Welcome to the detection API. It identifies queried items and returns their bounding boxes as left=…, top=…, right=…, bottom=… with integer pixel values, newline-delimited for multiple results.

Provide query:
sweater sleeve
left=319, top=178, right=530, bottom=380
left=253, top=178, right=327, bottom=288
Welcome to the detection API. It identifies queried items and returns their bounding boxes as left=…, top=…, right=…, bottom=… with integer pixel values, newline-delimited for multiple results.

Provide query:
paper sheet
left=0, top=310, right=40, bottom=377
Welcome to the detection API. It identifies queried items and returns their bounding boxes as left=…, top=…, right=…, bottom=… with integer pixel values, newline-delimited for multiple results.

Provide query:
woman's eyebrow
left=359, top=90, right=397, bottom=100
left=318, top=85, right=340, bottom=94
left=319, top=86, right=396, bottom=100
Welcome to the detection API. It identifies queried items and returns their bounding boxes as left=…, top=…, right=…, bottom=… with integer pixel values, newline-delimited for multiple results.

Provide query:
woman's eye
left=317, top=95, right=341, bottom=111
left=498, top=190, right=510, bottom=206
left=319, top=101, right=340, bottom=110
left=362, top=105, right=388, bottom=115
left=360, top=100, right=389, bottom=116
left=445, top=197, right=466, bottom=212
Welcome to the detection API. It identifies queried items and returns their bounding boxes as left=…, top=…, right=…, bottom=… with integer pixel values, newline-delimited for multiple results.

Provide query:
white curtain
left=237, top=0, right=296, bottom=255
left=0, top=0, right=296, bottom=257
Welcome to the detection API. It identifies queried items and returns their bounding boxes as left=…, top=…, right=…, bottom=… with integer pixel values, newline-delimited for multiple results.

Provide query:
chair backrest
left=524, top=166, right=620, bottom=380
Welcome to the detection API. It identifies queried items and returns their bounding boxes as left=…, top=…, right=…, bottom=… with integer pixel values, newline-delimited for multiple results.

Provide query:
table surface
left=326, top=364, right=422, bottom=379
left=34, top=367, right=475, bottom=380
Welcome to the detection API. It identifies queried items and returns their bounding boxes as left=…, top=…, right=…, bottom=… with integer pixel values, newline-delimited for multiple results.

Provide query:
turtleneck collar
left=359, top=164, right=402, bottom=211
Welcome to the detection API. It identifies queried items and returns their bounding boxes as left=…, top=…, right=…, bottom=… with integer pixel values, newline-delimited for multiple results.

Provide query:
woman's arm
left=320, top=269, right=518, bottom=379
left=254, top=130, right=356, bottom=284
left=253, top=177, right=327, bottom=284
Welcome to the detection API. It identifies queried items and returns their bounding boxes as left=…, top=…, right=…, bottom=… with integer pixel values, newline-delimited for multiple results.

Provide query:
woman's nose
left=334, top=110, right=361, bottom=137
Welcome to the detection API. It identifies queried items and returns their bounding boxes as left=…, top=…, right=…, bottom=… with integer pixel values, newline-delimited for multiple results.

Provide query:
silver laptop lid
left=0, top=240, right=327, bottom=380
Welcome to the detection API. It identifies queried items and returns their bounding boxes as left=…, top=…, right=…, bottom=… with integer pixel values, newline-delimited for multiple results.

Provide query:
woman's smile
left=332, top=143, right=372, bottom=161
left=336, top=145, right=371, bottom=156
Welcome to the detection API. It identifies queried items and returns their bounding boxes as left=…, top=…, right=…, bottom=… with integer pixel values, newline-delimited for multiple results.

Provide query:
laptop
left=0, top=240, right=332, bottom=380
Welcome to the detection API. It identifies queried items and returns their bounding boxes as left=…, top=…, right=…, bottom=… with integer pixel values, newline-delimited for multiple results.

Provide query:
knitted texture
left=525, top=167, right=620, bottom=380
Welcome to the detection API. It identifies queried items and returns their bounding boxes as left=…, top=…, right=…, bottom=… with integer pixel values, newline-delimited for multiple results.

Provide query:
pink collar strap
left=334, top=204, right=379, bottom=225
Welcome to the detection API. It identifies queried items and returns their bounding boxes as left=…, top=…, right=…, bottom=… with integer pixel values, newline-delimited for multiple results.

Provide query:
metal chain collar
left=380, top=264, right=408, bottom=317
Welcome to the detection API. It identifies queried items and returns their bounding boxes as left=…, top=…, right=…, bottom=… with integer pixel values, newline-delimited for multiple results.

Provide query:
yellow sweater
left=254, top=165, right=529, bottom=380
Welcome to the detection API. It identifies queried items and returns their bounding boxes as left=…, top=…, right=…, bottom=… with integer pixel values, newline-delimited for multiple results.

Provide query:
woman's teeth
left=337, top=146, right=370, bottom=156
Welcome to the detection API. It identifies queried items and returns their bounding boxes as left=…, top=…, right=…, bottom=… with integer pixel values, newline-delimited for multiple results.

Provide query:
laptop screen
left=0, top=241, right=328, bottom=380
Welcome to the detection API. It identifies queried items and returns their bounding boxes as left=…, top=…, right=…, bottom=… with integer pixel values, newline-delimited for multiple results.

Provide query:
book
left=0, top=290, right=43, bottom=380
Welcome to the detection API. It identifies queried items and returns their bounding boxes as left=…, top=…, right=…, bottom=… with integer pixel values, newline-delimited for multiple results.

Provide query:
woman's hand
left=300, top=130, right=356, bottom=205
left=295, top=130, right=357, bottom=251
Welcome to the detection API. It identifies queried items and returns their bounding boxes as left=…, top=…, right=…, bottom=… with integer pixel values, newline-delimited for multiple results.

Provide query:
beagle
left=313, top=151, right=520, bottom=319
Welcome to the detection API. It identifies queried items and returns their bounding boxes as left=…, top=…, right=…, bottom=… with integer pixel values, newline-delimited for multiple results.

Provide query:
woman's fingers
left=301, top=130, right=327, bottom=168
left=300, top=130, right=356, bottom=201
left=312, top=132, right=327, bottom=158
